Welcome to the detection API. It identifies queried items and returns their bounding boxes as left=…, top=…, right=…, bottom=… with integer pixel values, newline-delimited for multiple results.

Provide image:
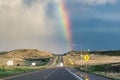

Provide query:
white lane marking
left=65, top=68, right=83, bottom=80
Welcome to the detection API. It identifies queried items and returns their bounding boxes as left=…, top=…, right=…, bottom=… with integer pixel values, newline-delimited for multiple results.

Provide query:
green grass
left=0, top=58, right=51, bottom=78
left=0, top=66, right=47, bottom=78
left=76, top=64, right=120, bottom=80
left=24, top=58, right=50, bottom=66
left=90, top=50, right=120, bottom=56
left=0, top=58, right=51, bottom=66
left=91, top=71, right=120, bottom=80
left=65, top=50, right=120, bottom=56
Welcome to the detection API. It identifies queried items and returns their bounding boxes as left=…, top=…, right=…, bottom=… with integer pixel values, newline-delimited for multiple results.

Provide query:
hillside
left=63, top=50, right=120, bottom=66
left=0, top=49, right=53, bottom=66
left=0, top=49, right=53, bottom=59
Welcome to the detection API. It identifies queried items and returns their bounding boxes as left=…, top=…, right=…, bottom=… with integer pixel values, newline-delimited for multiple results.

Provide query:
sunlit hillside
left=63, top=50, right=120, bottom=66
left=0, top=49, right=53, bottom=66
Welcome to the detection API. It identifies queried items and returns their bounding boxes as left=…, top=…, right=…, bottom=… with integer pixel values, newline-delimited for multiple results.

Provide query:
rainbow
left=56, top=0, right=73, bottom=51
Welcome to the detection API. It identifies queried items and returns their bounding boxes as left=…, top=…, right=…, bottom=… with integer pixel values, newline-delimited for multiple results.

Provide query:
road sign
left=32, top=63, right=36, bottom=66
left=7, top=60, right=14, bottom=66
left=84, top=55, right=90, bottom=61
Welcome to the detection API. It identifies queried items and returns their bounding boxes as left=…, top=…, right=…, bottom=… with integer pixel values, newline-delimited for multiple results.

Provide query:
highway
left=56, top=56, right=63, bottom=66
left=1, top=56, right=110, bottom=80
left=2, top=67, right=110, bottom=80
left=3, top=67, right=82, bottom=80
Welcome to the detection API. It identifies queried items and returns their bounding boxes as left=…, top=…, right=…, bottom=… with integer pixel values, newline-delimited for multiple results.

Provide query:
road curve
left=2, top=67, right=82, bottom=80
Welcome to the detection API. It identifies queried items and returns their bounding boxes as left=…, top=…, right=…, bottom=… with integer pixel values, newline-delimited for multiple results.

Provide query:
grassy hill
left=0, top=49, right=53, bottom=66
left=63, top=50, right=120, bottom=66
left=63, top=50, right=120, bottom=80
left=0, top=49, right=53, bottom=59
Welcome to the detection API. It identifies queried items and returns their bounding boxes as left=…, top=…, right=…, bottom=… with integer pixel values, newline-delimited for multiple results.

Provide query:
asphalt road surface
left=1, top=56, right=110, bottom=80
left=70, top=68, right=110, bottom=80
left=2, top=67, right=110, bottom=80
left=56, top=56, right=63, bottom=65
left=3, top=67, right=82, bottom=80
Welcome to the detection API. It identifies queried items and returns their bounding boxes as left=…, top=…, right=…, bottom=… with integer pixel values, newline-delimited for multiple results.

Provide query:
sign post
left=84, top=55, right=90, bottom=72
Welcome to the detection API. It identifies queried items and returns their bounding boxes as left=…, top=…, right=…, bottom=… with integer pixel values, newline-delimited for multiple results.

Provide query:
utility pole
left=80, top=47, right=82, bottom=67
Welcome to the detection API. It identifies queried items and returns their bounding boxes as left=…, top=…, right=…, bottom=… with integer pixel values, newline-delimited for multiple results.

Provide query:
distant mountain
left=0, top=49, right=53, bottom=59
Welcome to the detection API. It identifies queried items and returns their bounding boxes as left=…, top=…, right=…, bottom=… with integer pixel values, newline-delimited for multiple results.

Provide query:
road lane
left=56, top=56, right=63, bottom=66
left=3, top=67, right=82, bottom=80
left=1, top=56, right=111, bottom=80
left=69, top=68, right=110, bottom=80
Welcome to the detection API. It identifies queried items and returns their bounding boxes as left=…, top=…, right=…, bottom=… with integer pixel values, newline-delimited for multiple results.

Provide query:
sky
left=0, top=0, right=120, bottom=54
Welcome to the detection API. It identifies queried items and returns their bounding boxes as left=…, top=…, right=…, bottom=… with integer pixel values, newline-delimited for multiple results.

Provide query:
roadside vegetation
left=25, top=58, right=50, bottom=66
left=76, top=63, right=120, bottom=80
left=63, top=50, right=120, bottom=80
left=89, top=50, right=120, bottom=56
left=64, top=50, right=120, bottom=66
left=0, top=49, right=53, bottom=66
left=0, top=49, right=54, bottom=78
left=0, top=66, right=47, bottom=78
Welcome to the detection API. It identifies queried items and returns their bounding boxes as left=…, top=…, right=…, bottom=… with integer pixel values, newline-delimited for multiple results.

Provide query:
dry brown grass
left=0, top=49, right=53, bottom=59
left=64, top=53, right=120, bottom=66
left=63, top=51, right=120, bottom=80
left=0, top=49, right=53, bottom=66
